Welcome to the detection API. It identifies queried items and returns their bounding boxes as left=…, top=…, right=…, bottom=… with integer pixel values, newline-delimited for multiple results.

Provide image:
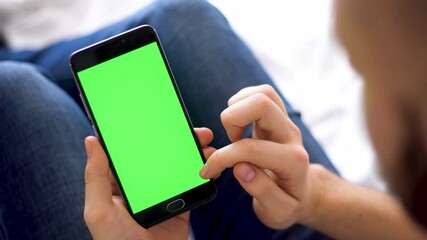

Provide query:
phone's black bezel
left=69, top=25, right=216, bottom=228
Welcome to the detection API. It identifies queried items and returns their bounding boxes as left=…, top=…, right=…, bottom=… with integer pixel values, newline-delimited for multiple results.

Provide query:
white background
left=0, top=0, right=386, bottom=191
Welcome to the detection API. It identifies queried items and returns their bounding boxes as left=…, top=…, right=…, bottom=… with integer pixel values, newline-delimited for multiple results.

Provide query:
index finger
left=200, top=138, right=309, bottom=186
left=221, top=93, right=298, bottom=143
left=228, top=85, right=287, bottom=114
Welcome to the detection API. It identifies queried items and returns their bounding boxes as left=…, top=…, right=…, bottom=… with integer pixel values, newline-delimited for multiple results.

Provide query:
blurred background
left=0, top=0, right=386, bottom=191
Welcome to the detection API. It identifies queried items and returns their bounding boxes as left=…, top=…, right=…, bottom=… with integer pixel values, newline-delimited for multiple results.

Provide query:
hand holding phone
left=70, top=25, right=216, bottom=228
left=84, top=135, right=190, bottom=239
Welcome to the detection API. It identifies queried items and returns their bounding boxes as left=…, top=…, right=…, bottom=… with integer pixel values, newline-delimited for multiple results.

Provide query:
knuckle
left=259, top=84, right=276, bottom=97
left=270, top=215, right=293, bottom=229
left=227, top=97, right=234, bottom=107
left=84, top=205, right=108, bottom=227
left=252, top=93, right=273, bottom=117
left=311, top=164, right=327, bottom=173
left=259, top=84, right=287, bottom=111
left=259, top=205, right=296, bottom=229
left=239, top=138, right=263, bottom=155
left=84, top=167, right=94, bottom=185
left=258, top=178, right=277, bottom=197
left=291, top=145, right=310, bottom=167
left=288, top=121, right=303, bottom=141
left=84, top=165, right=101, bottom=185
left=275, top=206, right=298, bottom=229
left=220, top=110, right=230, bottom=125
left=210, top=149, right=229, bottom=170
left=253, top=93, right=271, bottom=108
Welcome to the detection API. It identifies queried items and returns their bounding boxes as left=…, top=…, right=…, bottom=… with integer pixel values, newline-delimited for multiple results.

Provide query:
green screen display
left=77, top=42, right=208, bottom=214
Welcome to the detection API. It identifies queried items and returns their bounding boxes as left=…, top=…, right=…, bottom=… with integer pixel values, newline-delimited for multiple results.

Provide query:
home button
left=167, top=199, right=185, bottom=212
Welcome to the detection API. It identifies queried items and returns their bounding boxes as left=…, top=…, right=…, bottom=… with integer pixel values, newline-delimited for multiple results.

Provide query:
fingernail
left=236, top=164, right=255, bottom=182
left=85, top=138, right=93, bottom=159
left=200, top=163, right=209, bottom=178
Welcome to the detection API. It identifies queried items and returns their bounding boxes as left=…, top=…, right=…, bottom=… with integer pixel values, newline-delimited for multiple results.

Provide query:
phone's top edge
left=68, top=24, right=156, bottom=67
left=69, top=24, right=158, bottom=72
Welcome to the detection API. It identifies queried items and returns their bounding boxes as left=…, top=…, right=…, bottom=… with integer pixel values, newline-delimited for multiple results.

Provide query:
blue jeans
left=0, top=0, right=337, bottom=239
left=0, top=62, right=93, bottom=239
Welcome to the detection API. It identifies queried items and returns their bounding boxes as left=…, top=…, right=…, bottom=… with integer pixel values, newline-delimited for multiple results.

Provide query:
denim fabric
left=0, top=62, right=92, bottom=239
left=0, top=0, right=335, bottom=239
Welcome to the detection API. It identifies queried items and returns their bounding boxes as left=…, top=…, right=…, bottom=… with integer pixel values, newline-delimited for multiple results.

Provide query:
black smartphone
left=69, top=25, right=216, bottom=228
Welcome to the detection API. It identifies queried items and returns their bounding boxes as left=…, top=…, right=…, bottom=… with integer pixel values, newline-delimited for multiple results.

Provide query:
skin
left=200, top=85, right=426, bottom=239
left=83, top=129, right=216, bottom=240
left=84, top=0, right=427, bottom=239
left=335, top=0, right=427, bottom=226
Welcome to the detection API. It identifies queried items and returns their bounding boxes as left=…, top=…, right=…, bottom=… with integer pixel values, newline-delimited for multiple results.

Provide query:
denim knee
left=0, top=60, right=91, bottom=144
left=0, top=61, right=44, bottom=89
left=0, top=62, right=49, bottom=104
left=0, top=60, right=81, bottom=122
left=154, top=0, right=221, bottom=16
left=147, top=0, right=229, bottom=35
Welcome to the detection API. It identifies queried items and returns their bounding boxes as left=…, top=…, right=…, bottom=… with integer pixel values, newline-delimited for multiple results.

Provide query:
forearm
left=302, top=165, right=426, bottom=240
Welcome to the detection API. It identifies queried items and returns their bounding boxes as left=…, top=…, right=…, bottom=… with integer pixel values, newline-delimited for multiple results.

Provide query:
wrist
left=299, top=164, right=339, bottom=228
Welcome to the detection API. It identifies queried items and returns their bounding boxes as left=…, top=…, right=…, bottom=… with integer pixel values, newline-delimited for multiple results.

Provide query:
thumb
left=84, top=136, right=113, bottom=210
left=233, top=162, right=298, bottom=229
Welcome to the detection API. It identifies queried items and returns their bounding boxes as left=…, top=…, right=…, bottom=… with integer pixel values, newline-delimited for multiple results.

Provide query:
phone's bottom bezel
left=132, top=180, right=216, bottom=228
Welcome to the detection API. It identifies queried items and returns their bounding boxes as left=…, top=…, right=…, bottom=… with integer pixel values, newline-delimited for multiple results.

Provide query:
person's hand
left=199, top=85, right=321, bottom=229
left=84, top=128, right=215, bottom=240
